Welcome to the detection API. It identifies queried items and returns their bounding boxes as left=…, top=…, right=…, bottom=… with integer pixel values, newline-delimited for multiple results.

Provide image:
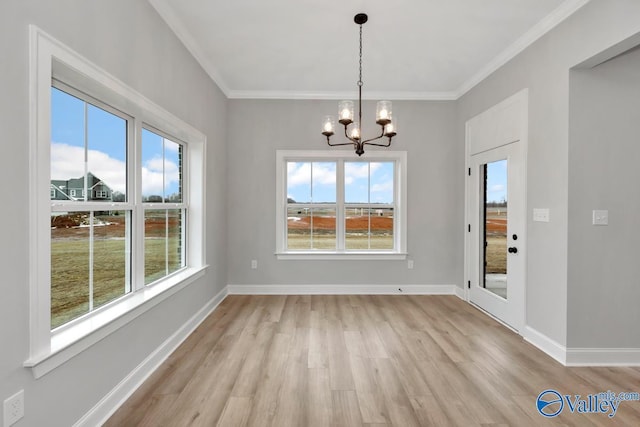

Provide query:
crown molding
left=150, top=0, right=590, bottom=101
left=148, top=0, right=231, bottom=97
left=226, top=89, right=458, bottom=101
left=454, top=0, right=591, bottom=98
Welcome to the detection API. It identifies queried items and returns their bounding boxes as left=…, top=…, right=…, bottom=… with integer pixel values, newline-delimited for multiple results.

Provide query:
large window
left=27, top=27, right=206, bottom=377
left=50, top=84, right=133, bottom=328
left=276, top=150, right=407, bottom=259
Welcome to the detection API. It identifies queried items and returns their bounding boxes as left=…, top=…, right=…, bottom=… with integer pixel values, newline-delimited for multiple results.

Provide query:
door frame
left=464, top=89, right=528, bottom=333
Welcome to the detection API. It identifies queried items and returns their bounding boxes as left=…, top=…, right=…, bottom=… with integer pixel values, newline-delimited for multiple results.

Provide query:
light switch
left=592, top=210, right=608, bottom=226
left=533, top=208, right=549, bottom=222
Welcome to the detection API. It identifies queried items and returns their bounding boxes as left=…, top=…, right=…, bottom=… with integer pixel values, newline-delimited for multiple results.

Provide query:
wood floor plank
left=332, top=390, right=363, bottom=427
left=215, top=396, right=252, bottom=427
left=349, top=355, right=389, bottom=424
left=306, top=368, right=332, bottom=427
left=107, top=295, right=640, bottom=427
left=327, top=318, right=355, bottom=391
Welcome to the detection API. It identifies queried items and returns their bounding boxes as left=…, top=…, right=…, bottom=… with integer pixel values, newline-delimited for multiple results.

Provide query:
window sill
left=24, top=266, right=208, bottom=379
left=276, top=252, right=407, bottom=261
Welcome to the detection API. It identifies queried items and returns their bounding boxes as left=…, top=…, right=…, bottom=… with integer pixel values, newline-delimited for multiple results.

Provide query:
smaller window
left=276, top=150, right=407, bottom=259
left=141, top=127, right=186, bottom=285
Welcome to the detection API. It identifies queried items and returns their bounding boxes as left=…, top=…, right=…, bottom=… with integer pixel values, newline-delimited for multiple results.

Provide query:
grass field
left=287, top=213, right=393, bottom=250
left=485, top=208, right=507, bottom=274
left=51, top=211, right=182, bottom=329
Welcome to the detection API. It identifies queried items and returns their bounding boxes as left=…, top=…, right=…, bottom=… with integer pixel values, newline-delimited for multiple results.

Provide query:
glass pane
left=87, top=104, right=127, bottom=202
left=164, top=140, right=183, bottom=202
left=345, top=207, right=370, bottom=250
left=345, top=162, right=369, bottom=203
left=51, top=212, right=90, bottom=329
left=312, top=208, right=336, bottom=250
left=483, top=159, right=508, bottom=299
left=93, top=211, right=129, bottom=308
left=144, top=208, right=184, bottom=284
left=141, top=129, right=184, bottom=203
left=311, top=162, right=336, bottom=203
left=144, top=209, right=167, bottom=284
left=167, top=209, right=184, bottom=274
left=369, top=162, right=394, bottom=204
left=370, top=207, right=394, bottom=250
left=287, top=162, right=311, bottom=203
left=51, top=88, right=86, bottom=202
left=287, top=207, right=310, bottom=249
left=50, top=87, right=127, bottom=203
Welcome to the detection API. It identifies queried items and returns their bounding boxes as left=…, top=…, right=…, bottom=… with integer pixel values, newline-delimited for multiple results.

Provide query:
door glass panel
left=482, top=159, right=507, bottom=299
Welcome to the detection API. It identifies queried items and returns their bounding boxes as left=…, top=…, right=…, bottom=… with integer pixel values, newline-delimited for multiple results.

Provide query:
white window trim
left=26, top=26, right=207, bottom=378
left=275, top=150, right=407, bottom=260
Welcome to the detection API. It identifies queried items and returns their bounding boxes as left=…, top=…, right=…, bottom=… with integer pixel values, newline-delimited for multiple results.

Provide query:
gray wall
left=568, top=46, right=640, bottom=347
left=0, top=1, right=227, bottom=425
left=456, top=0, right=640, bottom=347
left=227, top=100, right=463, bottom=286
left=3, top=1, right=640, bottom=425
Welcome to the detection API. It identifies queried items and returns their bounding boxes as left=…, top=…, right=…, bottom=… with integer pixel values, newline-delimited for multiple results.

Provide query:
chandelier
left=321, top=13, right=397, bottom=156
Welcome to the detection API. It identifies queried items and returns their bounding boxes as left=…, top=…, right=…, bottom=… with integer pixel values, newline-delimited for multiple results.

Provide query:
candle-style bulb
left=338, top=100, right=354, bottom=125
left=384, top=119, right=397, bottom=137
left=350, top=122, right=361, bottom=140
left=322, top=116, right=335, bottom=136
left=376, top=101, right=392, bottom=125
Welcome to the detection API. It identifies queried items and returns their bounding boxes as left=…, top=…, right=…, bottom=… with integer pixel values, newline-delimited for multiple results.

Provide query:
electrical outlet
left=4, top=390, right=24, bottom=427
left=592, top=210, right=608, bottom=226
left=251, top=260, right=258, bottom=269
left=407, top=260, right=414, bottom=269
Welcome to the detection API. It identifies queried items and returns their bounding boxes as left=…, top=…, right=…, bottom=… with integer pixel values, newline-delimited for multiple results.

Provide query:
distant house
left=50, top=172, right=113, bottom=201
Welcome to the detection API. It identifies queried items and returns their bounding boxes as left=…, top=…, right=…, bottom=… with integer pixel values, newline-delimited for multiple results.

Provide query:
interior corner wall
left=226, top=99, right=463, bottom=288
left=567, top=46, right=640, bottom=348
left=0, top=1, right=227, bottom=425
left=455, top=0, right=640, bottom=347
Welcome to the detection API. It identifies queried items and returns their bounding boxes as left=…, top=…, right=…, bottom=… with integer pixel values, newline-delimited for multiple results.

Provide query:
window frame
left=276, top=150, right=407, bottom=260
left=26, top=26, right=207, bottom=378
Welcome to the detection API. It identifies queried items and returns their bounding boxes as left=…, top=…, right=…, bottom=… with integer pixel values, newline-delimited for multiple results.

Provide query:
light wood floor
left=106, top=295, right=640, bottom=426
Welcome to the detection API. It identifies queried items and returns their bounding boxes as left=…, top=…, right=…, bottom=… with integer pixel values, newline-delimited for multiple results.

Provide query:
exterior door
left=465, top=89, right=527, bottom=332
left=468, top=142, right=525, bottom=330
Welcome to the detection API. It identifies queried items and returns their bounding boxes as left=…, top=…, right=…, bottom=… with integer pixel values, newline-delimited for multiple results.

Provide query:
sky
left=486, top=159, right=507, bottom=203
left=50, top=87, right=181, bottom=200
left=287, top=161, right=394, bottom=204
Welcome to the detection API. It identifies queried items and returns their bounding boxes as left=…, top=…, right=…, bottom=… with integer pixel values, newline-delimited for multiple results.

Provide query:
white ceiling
left=149, top=0, right=589, bottom=100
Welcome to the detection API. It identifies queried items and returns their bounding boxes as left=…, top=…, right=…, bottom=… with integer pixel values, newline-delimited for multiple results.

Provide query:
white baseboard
left=453, top=285, right=466, bottom=300
left=74, top=286, right=228, bottom=427
left=227, top=284, right=458, bottom=295
left=566, top=348, right=640, bottom=366
left=522, top=325, right=567, bottom=365
left=522, top=326, right=640, bottom=366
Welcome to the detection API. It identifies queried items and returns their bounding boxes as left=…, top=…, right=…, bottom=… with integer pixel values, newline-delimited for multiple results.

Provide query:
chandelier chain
left=358, top=24, right=363, bottom=87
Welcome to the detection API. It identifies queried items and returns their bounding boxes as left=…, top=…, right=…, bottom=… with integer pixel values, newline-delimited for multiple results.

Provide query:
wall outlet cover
left=592, top=210, right=609, bottom=226
left=3, top=390, right=24, bottom=427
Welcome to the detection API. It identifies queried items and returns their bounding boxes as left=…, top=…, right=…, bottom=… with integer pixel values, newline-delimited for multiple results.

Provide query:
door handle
left=508, top=247, right=518, bottom=254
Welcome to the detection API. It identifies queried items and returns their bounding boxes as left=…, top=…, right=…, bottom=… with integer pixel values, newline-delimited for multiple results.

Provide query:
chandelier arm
left=343, top=123, right=359, bottom=144
left=360, top=125, right=386, bottom=144
left=325, top=123, right=359, bottom=146
left=363, top=138, right=393, bottom=148
left=327, top=140, right=357, bottom=147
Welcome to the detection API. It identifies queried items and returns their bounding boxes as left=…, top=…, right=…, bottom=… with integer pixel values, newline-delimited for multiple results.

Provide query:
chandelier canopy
left=321, top=13, right=397, bottom=156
